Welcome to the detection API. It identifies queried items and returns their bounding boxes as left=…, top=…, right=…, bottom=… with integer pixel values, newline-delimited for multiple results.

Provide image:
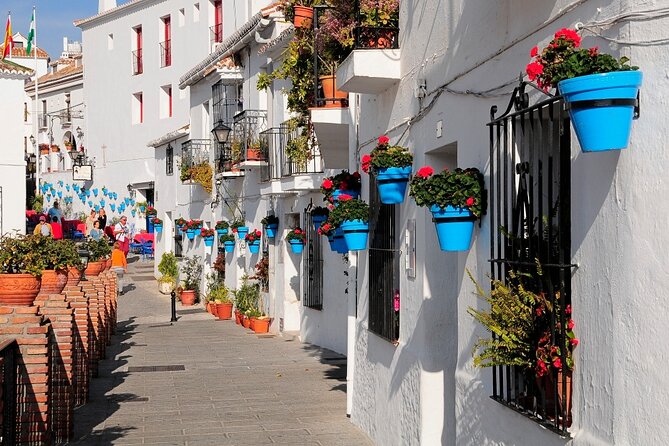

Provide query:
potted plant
left=152, top=217, right=163, bottom=233
left=409, top=166, right=485, bottom=251
left=41, top=238, right=82, bottom=294
left=329, top=196, right=369, bottom=251
left=231, top=218, right=249, bottom=239
left=220, top=233, right=236, bottom=253
left=215, top=220, right=229, bottom=236
left=361, top=135, right=413, bottom=204
left=358, top=0, right=399, bottom=48
left=317, top=219, right=337, bottom=251
left=261, top=215, right=279, bottom=238
left=245, top=229, right=262, bottom=254
left=0, top=234, right=46, bottom=305
left=251, top=254, right=269, bottom=293
left=200, top=228, right=216, bottom=247
left=321, top=170, right=362, bottom=204
left=311, top=206, right=329, bottom=231
left=527, top=28, right=641, bottom=152
left=176, top=217, right=187, bottom=234
left=39, top=144, right=50, bottom=155
left=180, top=255, right=202, bottom=306
left=185, top=219, right=203, bottom=240
left=157, top=252, right=178, bottom=295
left=208, top=280, right=233, bottom=320
left=233, top=275, right=260, bottom=328
left=146, top=206, right=158, bottom=217
left=212, top=253, right=225, bottom=280
left=84, top=238, right=112, bottom=276
left=135, top=200, right=148, bottom=214
left=281, top=0, right=317, bottom=28
left=285, top=227, right=306, bottom=254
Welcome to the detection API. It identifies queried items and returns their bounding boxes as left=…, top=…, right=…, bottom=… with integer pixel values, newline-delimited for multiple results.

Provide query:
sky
left=1, top=1, right=129, bottom=60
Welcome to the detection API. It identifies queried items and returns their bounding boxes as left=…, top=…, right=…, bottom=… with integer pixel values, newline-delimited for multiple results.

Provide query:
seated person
left=89, top=220, right=104, bottom=241
left=50, top=216, right=63, bottom=240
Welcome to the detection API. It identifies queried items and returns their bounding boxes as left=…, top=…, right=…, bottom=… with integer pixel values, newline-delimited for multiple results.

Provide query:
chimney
left=99, top=0, right=117, bottom=13
left=63, top=37, right=68, bottom=53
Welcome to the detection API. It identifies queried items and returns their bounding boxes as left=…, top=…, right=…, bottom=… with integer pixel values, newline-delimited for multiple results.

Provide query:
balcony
left=310, top=107, right=351, bottom=169
left=335, top=4, right=400, bottom=94
left=160, top=39, right=171, bottom=67
left=38, top=114, right=48, bottom=129
left=59, top=110, right=72, bottom=127
left=132, top=49, right=143, bottom=75
left=210, top=24, right=223, bottom=49
left=180, top=139, right=212, bottom=185
left=214, top=142, right=244, bottom=178
left=231, top=110, right=268, bottom=169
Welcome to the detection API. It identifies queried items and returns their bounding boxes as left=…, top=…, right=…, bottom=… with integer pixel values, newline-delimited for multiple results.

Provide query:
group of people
left=85, top=208, right=108, bottom=241
left=33, top=201, right=64, bottom=238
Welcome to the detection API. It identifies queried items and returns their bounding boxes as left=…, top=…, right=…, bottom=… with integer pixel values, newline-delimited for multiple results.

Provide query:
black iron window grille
left=231, top=109, right=268, bottom=163
left=174, top=221, right=183, bottom=258
left=304, top=210, right=324, bottom=310
left=160, top=39, right=171, bottom=67
left=181, top=139, right=211, bottom=171
left=368, top=175, right=400, bottom=342
left=259, top=125, right=289, bottom=182
left=166, top=144, right=174, bottom=176
left=487, top=82, right=575, bottom=435
left=353, top=0, right=400, bottom=50
left=132, top=48, right=143, bottom=75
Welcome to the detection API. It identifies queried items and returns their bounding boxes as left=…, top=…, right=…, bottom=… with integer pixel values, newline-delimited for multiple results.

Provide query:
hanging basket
left=265, top=223, right=278, bottom=238
left=236, top=226, right=249, bottom=238
left=558, top=71, right=642, bottom=152
left=376, top=166, right=412, bottom=204
left=288, top=239, right=304, bottom=254
left=340, top=219, right=369, bottom=251
left=430, top=205, right=476, bottom=251
left=154, top=224, right=163, bottom=234
left=203, top=235, right=215, bottom=247
left=248, top=241, right=261, bottom=254
left=223, top=241, right=235, bottom=253
left=312, top=215, right=327, bottom=231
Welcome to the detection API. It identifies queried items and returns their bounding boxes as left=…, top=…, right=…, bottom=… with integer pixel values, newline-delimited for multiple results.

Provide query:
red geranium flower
left=526, top=62, right=544, bottom=81
left=232, top=228, right=238, bottom=233
left=466, top=197, right=475, bottom=207
left=352, top=171, right=361, bottom=179
left=554, top=28, right=581, bottom=47
left=565, top=304, right=572, bottom=315
left=416, top=166, right=434, bottom=178
left=589, top=46, right=599, bottom=57
left=255, top=230, right=261, bottom=236
left=530, top=46, right=539, bottom=57
left=327, top=204, right=334, bottom=210
left=321, top=223, right=330, bottom=231
left=322, top=179, right=333, bottom=189
left=567, top=319, right=575, bottom=330
left=295, top=228, right=302, bottom=234
left=378, top=135, right=389, bottom=145
left=570, top=338, right=579, bottom=346
left=552, top=358, right=562, bottom=369
left=337, top=194, right=353, bottom=201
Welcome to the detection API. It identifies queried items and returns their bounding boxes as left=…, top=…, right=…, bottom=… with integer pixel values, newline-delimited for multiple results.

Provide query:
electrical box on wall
left=405, top=219, right=416, bottom=279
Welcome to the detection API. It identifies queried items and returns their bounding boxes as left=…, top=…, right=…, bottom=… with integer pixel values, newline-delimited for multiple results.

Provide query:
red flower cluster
left=337, top=194, right=353, bottom=202
left=466, top=197, right=475, bottom=207
left=361, top=154, right=372, bottom=173
left=378, top=135, right=390, bottom=145
left=245, top=229, right=262, bottom=243
left=152, top=217, right=162, bottom=224
left=416, top=166, right=434, bottom=178
left=554, top=28, right=581, bottom=47
left=294, top=228, right=302, bottom=234
left=322, top=179, right=333, bottom=189
left=200, top=228, right=215, bottom=237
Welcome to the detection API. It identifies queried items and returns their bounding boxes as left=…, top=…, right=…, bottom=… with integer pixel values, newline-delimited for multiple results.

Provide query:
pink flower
left=466, top=197, right=475, bottom=207
left=570, top=338, right=579, bottom=347
left=337, top=194, right=353, bottom=201
left=552, top=358, right=562, bottom=369
left=322, top=179, right=333, bottom=189
left=565, top=304, right=572, bottom=315
left=530, top=46, right=539, bottom=57
left=378, top=135, right=389, bottom=145
left=526, top=62, right=544, bottom=81
left=567, top=319, right=575, bottom=330
left=416, top=166, right=434, bottom=178
left=327, top=204, right=334, bottom=210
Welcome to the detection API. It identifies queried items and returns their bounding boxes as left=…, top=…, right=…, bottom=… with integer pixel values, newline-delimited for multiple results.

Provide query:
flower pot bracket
left=564, top=93, right=640, bottom=119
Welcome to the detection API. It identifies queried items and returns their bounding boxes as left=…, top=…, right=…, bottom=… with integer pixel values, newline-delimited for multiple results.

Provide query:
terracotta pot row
left=232, top=309, right=270, bottom=333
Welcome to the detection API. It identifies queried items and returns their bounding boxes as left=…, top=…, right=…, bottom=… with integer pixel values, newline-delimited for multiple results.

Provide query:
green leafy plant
left=215, top=220, right=229, bottom=230
left=181, top=255, right=203, bottom=294
left=190, top=162, right=213, bottom=194
left=158, top=252, right=179, bottom=279
left=212, top=253, right=226, bottom=279
left=359, top=0, right=399, bottom=28
left=285, top=227, right=306, bottom=243
left=409, top=167, right=486, bottom=217
left=286, top=132, right=311, bottom=168
left=219, top=233, right=236, bottom=243
left=84, top=238, right=112, bottom=262
left=44, top=239, right=82, bottom=271
left=251, top=254, right=269, bottom=293
left=208, top=280, right=232, bottom=304
left=32, top=194, right=44, bottom=213
left=0, top=234, right=49, bottom=276
left=527, top=28, right=638, bottom=91
left=176, top=217, right=187, bottom=228
left=245, top=229, right=262, bottom=243
left=233, top=274, right=260, bottom=314
left=361, top=135, right=413, bottom=173
left=185, top=219, right=203, bottom=230
left=316, top=219, right=336, bottom=237
left=329, top=197, right=369, bottom=225
left=261, top=215, right=279, bottom=226
left=230, top=218, right=246, bottom=231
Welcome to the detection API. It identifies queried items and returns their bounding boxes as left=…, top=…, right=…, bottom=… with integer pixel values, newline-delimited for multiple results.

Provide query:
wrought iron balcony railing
left=132, top=49, right=143, bottom=75
left=259, top=123, right=323, bottom=182
left=160, top=39, right=171, bottom=67
left=231, top=109, right=268, bottom=163
left=353, top=0, right=399, bottom=50
left=180, top=139, right=211, bottom=180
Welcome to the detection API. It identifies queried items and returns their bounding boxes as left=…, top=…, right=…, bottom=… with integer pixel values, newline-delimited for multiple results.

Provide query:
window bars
left=166, top=145, right=174, bottom=176
left=487, top=82, right=575, bottom=435
left=353, top=0, right=400, bottom=50
left=132, top=48, right=143, bottom=75
left=368, top=175, right=400, bottom=342
left=160, top=39, right=171, bottom=67
left=304, top=211, right=324, bottom=310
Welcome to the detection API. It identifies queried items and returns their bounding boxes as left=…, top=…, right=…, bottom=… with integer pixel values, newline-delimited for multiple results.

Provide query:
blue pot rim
left=223, top=240, right=235, bottom=245
left=558, top=70, right=643, bottom=94
left=288, top=239, right=304, bottom=245
left=429, top=204, right=473, bottom=215
left=265, top=223, right=279, bottom=229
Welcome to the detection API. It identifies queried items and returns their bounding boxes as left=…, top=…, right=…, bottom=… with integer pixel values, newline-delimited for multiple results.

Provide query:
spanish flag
left=2, top=13, right=12, bottom=60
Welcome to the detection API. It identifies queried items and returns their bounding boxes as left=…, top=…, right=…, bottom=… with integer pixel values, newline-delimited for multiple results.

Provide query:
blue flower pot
left=332, top=227, right=349, bottom=254
left=430, top=204, right=476, bottom=251
left=248, top=241, right=261, bottom=254
left=186, top=229, right=196, bottom=240
left=376, top=166, right=411, bottom=204
left=224, top=241, right=235, bottom=253
left=236, top=226, right=249, bottom=238
left=289, top=239, right=304, bottom=254
left=203, top=235, right=215, bottom=247
left=558, top=71, right=642, bottom=152
left=340, top=219, right=369, bottom=251
left=177, top=226, right=184, bottom=235
left=332, top=189, right=360, bottom=206
left=265, top=223, right=278, bottom=238
left=327, top=234, right=336, bottom=251
left=312, top=214, right=327, bottom=231
left=154, top=224, right=163, bottom=234
left=139, top=205, right=145, bottom=212
left=216, top=228, right=228, bottom=236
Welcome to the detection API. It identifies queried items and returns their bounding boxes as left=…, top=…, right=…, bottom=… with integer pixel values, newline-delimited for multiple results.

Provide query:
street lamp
left=29, top=134, right=36, bottom=147
left=211, top=120, right=231, bottom=143
left=76, top=126, right=83, bottom=139
left=77, top=246, right=90, bottom=281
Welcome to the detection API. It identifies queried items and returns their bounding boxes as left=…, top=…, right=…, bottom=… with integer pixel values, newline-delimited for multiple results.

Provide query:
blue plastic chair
left=142, top=240, right=154, bottom=260
left=129, top=238, right=144, bottom=254
left=72, top=230, right=84, bottom=241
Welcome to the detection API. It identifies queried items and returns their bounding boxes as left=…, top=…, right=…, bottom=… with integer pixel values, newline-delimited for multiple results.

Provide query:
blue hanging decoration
left=130, top=199, right=136, bottom=206
left=58, top=180, right=63, bottom=187
left=57, top=191, right=62, bottom=198
left=131, top=210, right=136, bottom=217
left=92, top=188, right=98, bottom=197
left=124, top=198, right=130, bottom=205
left=46, top=195, right=51, bottom=202
left=65, top=185, right=70, bottom=191
left=94, top=205, right=100, bottom=212
left=110, top=204, right=116, bottom=212
left=100, top=199, right=106, bottom=207
left=88, top=201, right=93, bottom=207
left=113, top=192, right=118, bottom=200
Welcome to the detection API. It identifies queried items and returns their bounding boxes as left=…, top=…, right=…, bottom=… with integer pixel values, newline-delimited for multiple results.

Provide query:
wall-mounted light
left=211, top=120, right=231, bottom=143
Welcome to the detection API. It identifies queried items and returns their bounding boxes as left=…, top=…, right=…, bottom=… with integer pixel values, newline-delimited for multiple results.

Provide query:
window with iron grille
left=166, top=144, right=173, bottom=175
left=303, top=211, right=323, bottom=310
left=368, top=176, right=400, bottom=342
left=174, top=222, right=183, bottom=257
left=487, top=84, right=574, bottom=435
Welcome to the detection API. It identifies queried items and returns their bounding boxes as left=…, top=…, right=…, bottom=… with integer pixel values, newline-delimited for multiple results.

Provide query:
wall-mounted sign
left=73, top=164, right=93, bottom=181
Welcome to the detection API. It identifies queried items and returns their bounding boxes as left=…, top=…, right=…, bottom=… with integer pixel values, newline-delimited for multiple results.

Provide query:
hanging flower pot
left=327, top=234, right=336, bottom=251
left=248, top=240, right=261, bottom=254
left=203, top=235, right=215, bottom=247
left=154, top=223, right=163, bottom=234
left=332, top=227, right=348, bottom=254
left=288, top=239, right=304, bottom=254
left=332, top=189, right=359, bottom=204
left=286, top=228, right=306, bottom=254
left=236, top=226, right=249, bottom=238
left=293, top=5, right=314, bottom=29
left=376, top=166, right=412, bottom=204
left=340, top=219, right=369, bottom=251
left=223, top=240, right=235, bottom=253
left=430, top=205, right=476, bottom=251
left=558, top=71, right=642, bottom=152
left=216, top=228, right=228, bottom=236
left=186, top=229, right=196, bottom=240
left=265, top=223, right=278, bottom=238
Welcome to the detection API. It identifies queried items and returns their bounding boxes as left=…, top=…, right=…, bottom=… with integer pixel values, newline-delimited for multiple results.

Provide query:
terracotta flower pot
left=51, top=145, right=60, bottom=152
left=216, top=302, right=233, bottom=320
left=246, top=147, right=264, bottom=161
left=105, top=259, right=112, bottom=271
left=253, top=318, right=270, bottom=334
left=84, top=261, right=105, bottom=277
left=318, top=75, right=348, bottom=108
left=181, top=290, right=196, bottom=306
left=249, top=317, right=256, bottom=331
left=0, top=273, right=42, bottom=306
left=242, top=315, right=251, bottom=329
left=538, top=370, right=573, bottom=427
left=39, top=269, right=68, bottom=295
left=39, top=148, right=49, bottom=155
left=234, top=310, right=242, bottom=325
left=293, top=5, right=314, bottom=28
left=66, top=268, right=82, bottom=286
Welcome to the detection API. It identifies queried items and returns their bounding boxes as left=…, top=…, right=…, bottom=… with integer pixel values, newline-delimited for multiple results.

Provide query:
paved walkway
left=71, top=257, right=373, bottom=445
